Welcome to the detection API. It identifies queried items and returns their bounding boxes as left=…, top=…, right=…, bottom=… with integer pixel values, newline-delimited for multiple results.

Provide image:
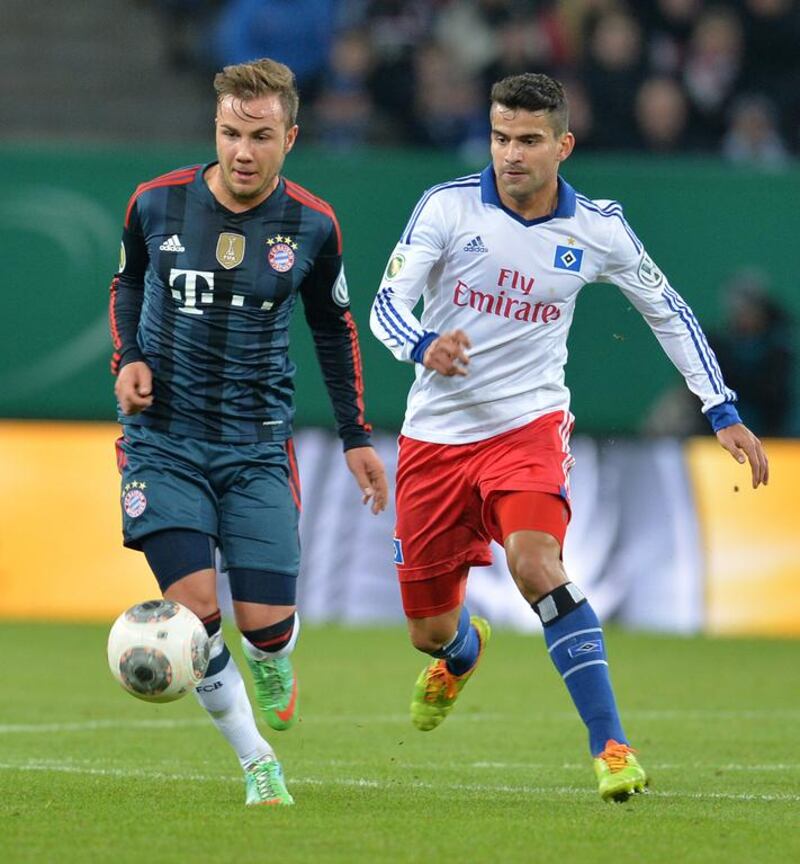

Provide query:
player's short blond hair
left=213, top=58, right=299, bottom=127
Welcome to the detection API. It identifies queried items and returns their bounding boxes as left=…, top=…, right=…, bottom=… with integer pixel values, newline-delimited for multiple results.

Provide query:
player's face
left=214, top=93, right=298, bottom=207
left=490, top=104, right=574, bottom=212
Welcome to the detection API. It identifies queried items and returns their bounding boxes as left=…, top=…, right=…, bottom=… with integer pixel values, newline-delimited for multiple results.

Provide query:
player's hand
left=345, top=446, right=389, bottom=514
left=115, top=361, right=154, bottom=415
left=716, top=423, right=769, bottom=489
left=423, top=329, right=471, bottom=376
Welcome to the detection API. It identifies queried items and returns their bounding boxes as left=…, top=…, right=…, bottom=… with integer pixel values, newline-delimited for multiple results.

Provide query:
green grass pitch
left=1, top=621, right=798, bottom=863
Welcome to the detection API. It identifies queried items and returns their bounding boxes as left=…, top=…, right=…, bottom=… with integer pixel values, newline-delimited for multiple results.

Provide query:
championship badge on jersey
left=266, top=235, right=298, bottom=273
left=216, top=233, right=246, bottom=270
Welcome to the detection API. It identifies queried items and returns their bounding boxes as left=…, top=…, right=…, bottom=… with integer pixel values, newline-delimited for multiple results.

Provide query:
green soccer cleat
left=410, top=616, right=491, bottom=731
left=242, top=639, right=299, bottom=731
left=593, top=740, right=649, bottom=802
left=244, top=757, right=294, bottom=806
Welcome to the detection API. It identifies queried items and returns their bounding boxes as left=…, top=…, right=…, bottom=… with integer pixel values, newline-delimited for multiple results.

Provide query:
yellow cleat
left=594, top=740, right=649, bottom=802
left=410, top=616, right=490, bottom=731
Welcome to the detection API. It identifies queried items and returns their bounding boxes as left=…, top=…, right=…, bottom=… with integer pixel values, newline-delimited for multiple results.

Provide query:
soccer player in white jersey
left=370, top=73, right=769, bottom=802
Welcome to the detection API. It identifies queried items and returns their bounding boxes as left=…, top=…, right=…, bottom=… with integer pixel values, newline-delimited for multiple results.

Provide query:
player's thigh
left=401, top=566, right=469, bottom=624
left=116, top=426, right=219, bottom=550
left=394, top=435, right=491, bottom=580
left=476, top=411, right=574, bottom=544
left=216, top=441, right=300, bottom=578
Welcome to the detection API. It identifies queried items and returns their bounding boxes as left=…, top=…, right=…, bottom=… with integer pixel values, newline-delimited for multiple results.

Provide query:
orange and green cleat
left=242, top=639, right=299, bottom=731
left=244, top=757, right=294, bottom=806
left=593, top=740, right=649, bottom=802
left=410, top=616, right=491, bottom=731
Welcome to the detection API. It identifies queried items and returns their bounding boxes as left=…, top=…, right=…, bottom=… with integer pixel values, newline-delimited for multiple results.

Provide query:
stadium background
left=1, top=0, right=798, bottom=635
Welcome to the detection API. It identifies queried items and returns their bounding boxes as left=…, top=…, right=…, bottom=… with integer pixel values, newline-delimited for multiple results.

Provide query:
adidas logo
left=463, top=235, right=487, bottom=253
left=159, top=234, right=185, bottom=253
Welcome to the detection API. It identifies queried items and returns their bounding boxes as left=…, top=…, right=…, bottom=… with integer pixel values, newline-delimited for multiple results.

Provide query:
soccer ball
left=107, top=599, right=210, bottom=702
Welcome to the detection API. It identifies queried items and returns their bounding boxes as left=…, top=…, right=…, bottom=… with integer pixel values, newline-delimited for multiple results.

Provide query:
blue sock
left=533, top=583, right=627, bottom=756
left=431, top=606, right=480, bottom=676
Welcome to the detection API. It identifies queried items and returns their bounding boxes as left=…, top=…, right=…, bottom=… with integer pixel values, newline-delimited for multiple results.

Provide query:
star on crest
left=266, top=234, right=299, bottom=249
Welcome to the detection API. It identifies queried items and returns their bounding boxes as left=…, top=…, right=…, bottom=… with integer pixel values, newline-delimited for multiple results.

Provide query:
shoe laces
left=257, top=658, right=292, bottom=706
left=598, top=740, right=636, bottom=773
left=425, top=661, right=458, bottom=702
left=249, top=759, right=283, bottom=800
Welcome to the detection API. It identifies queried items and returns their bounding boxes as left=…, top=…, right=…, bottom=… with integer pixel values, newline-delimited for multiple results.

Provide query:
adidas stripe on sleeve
left=597, top=203, right=737, bottom=417
left=370, top=181, right=471, bottom=363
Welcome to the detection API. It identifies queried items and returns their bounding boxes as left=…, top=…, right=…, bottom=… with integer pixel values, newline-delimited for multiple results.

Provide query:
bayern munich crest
left=266, top=234, right=298, bottom=273
left=122, top=481, right=148, bottom=518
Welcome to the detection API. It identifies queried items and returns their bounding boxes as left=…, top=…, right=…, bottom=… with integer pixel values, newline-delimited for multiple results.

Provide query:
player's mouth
left=232, top=168, right=257, bottom=183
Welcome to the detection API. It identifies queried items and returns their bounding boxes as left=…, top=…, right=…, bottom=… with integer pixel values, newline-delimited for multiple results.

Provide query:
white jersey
left=370, top=167, right=737, bottom=444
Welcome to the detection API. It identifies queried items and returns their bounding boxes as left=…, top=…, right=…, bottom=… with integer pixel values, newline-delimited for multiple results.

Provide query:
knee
left=507, top=535, right=565, bottom=603
left=164, top=577, right=218, bottom=621
left=407, top=619, right=455, bottom=654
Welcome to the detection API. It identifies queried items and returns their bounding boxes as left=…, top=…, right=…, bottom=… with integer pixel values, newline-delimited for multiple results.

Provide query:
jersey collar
left=480, top=165, right=576, bottom=226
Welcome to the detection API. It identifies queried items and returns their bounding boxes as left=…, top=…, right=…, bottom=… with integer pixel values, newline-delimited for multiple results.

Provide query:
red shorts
left=395, top=411, right=574, bottom=616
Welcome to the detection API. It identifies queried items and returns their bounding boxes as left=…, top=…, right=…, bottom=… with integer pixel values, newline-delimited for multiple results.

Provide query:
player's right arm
left=370, top=190, right=452, bottom=365
left=109, top=198, right=153, bottom=414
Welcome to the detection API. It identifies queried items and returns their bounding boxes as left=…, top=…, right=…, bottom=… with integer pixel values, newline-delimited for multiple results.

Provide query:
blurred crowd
left=146, top=0, right=800, bottom=165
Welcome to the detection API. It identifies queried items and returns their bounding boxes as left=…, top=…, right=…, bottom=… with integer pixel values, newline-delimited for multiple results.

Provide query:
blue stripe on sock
left=432, top=606, right=479, bottom=676
left=543, top=602, right=626, bottom=755
left=205, top=644, right=230, bottom=678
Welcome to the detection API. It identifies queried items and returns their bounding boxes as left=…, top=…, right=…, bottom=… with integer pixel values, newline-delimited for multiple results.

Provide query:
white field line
left=2, top=751, right=796, bottom=774
left=0, top=758, right=798, bottom=803
left=325, top=759, right=800, bottom=773
left=0, top=718, right=209, bottom=734
left=2, top=708, right=799, bottom=735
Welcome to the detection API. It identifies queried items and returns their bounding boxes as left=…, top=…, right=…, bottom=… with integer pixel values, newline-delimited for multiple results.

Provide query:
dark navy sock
left=533, top=583, right=627, bottom=756
left=200, top=609, right=230, bottom=677
left=432, top=606, right=480, bottom=676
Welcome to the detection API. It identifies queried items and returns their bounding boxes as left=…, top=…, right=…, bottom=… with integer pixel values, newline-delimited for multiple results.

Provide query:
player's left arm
left=599, top=209, right=768, bottom=488
left=300, top=222, right=388, bottom=513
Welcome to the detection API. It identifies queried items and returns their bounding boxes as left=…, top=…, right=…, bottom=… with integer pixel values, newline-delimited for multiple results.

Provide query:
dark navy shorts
left=116, top=425, right=301, bottom=577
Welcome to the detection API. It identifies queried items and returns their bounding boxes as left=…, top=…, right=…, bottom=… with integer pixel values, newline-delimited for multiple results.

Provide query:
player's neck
left=498, top=180, right=559, bottom=221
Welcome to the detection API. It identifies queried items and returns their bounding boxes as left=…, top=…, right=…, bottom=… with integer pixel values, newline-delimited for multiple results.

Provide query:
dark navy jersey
left=109, top=163, right=372, bottom=447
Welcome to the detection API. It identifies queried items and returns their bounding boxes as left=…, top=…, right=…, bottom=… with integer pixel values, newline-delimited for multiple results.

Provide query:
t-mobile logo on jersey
left=169, top=268, right=215, bottom=315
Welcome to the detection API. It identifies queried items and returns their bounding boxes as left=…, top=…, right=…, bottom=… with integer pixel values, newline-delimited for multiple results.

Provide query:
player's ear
left=284, top=124, right=299, bottom=154
left=557, top=132, right=575, bottom=163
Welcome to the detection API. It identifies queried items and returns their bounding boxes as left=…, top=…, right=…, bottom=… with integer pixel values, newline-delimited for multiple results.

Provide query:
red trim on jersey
left=114, top=436, right=127, bottom=474
left=344, top=311, right=371, bottom=432
left=108, top=276, right=123, bottom=374
left=285, top=439, right=302, bottom=511
left=283, top=179, right=342, bottom=254
left=124, top=166, right=200, bottom=229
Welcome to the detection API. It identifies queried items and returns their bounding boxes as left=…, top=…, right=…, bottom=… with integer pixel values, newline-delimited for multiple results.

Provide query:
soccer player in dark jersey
left=109, top=58, right=388, bottom=806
